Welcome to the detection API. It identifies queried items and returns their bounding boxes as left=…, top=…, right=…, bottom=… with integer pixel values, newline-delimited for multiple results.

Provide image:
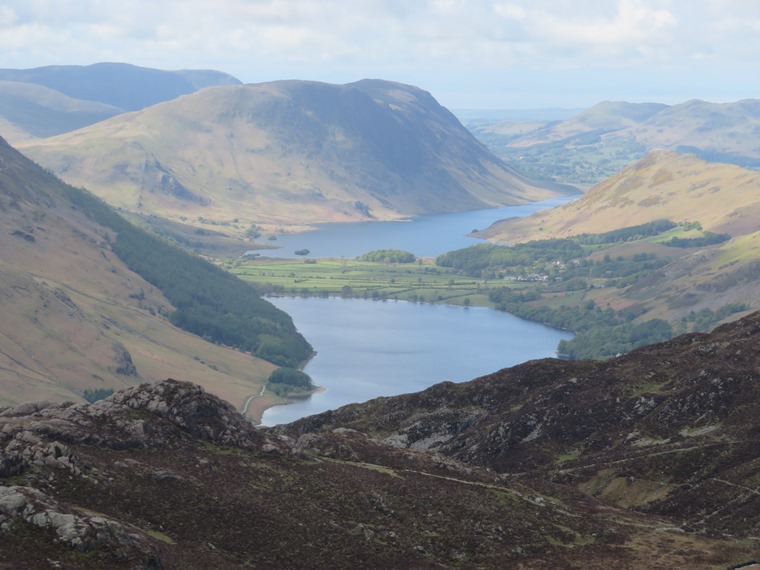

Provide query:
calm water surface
left=258, top=196, right=572, bottom=259
left=260, top=297, right=572, bottom=426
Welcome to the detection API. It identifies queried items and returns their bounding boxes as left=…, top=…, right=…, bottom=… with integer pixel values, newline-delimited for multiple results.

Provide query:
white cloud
left=0, top=0, right=759, bottom=106
left=537, top=0, right=675, bottom=47
left=0, top=6, right=18, bottom=27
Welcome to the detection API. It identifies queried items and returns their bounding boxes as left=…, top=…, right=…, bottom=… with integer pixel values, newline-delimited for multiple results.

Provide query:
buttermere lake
left=260, top=297, right=572, bottom=426
left=259, top=196, right=572, bottom=259
left=258, top=197, right=576, bottom=426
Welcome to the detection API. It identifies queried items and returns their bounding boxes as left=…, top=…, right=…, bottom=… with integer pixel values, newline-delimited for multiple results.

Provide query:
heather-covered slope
left=2, top=372, right=758, bottom=568
left=21, top=79, right=573, bottom=230
left=283, top=310, right=760, bottom=541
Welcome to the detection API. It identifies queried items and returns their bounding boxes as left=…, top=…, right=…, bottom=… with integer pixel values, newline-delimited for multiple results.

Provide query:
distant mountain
left=3, top=312, right=760, bottom=567
left=0, top=136, right=307, bottom=414
left=0, top=62, right=241, bottom=111
left=508, top=101, right=669, bottom=147
left=0, top=63, right=241, bottom=143
left=472, top=99, right=760, bottom=185
left=632, top=99, right=760, bottom=165
left=20, top=79, right=575, bottom=230
left=0, top=80, right=123, bottom=142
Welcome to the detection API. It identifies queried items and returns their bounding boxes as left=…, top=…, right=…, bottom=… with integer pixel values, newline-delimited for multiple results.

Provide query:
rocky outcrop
left=2, top=319, right=760, bottom=567
left=0, top=379, right=263, bottom=478
left=279, top=312, right=760, bottom=537
left=0, top=379, right=269, bottom=566
left=0, top=485, right=163, bottom=568
left=106, top=379, right=262, bottom=449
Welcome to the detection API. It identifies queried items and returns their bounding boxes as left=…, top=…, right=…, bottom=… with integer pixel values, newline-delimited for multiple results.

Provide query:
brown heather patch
left=3, top=373, right=759, bottom=568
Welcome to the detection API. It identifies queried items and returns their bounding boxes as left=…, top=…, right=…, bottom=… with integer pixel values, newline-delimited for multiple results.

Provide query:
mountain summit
left=22, top=79, right=573, bottom=228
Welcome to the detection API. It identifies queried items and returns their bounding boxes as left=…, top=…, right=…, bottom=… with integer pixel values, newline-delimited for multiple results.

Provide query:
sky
left=1, top=0, right=759, bottom=109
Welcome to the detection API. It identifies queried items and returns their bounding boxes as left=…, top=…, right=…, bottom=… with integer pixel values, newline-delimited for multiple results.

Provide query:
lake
left=256, top=196, right=572, bottom=259
left=260, top=297, right=572, bottom=426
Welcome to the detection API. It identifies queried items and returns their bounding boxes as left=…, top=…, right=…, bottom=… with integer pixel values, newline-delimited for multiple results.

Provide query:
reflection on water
left=260, top=297, right=572, bottom=426
left=257, top=196, right=577, bottom=425
left=257, top=196, right=573, bottom=259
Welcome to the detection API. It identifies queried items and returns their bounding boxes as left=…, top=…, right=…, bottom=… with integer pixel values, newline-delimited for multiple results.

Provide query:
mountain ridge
left=0, top=62, right=242, bottom=143
left=20, top=79, right=575, bottom=231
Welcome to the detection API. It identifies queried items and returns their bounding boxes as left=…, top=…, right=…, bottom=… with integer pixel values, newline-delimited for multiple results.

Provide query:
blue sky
left=2, top=0, right=759, bottom=109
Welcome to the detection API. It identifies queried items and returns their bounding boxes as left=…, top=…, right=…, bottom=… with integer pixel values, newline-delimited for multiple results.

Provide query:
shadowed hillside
left=21, top=79, right=574, bottom=231
left=0, top=62, right=241, bottom=111
left=0, top=63, right=241, bottom=143
left=0, top=81, right=122, bottom=143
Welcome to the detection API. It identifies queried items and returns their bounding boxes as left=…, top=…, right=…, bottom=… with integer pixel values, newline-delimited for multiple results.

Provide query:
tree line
left=60, top=182, right=312, bottom=368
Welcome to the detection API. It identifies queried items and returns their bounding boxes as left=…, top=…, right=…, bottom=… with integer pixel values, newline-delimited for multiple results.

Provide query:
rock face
left=2, top=315, right=760, bottom=568
left=0, top=379, right=268, bottom=568
left=0, top=379, right=263, bottom=457
left=0, top=485, right=162, bottom=567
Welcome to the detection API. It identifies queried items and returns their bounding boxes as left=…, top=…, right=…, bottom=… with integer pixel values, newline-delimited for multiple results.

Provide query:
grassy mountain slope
left=20, top=79, right=574, bottom=230
left=477, top=151, right=760, bottom=321
left=482, top=150, right=760, bottom=241
left=0, top=136, right=309, bottom=415
left=4, top=314, right=760, bottom=567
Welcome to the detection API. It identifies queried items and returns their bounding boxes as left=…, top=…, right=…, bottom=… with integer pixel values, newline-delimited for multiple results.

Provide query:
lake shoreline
left=258, top=296, right=572, bottom=426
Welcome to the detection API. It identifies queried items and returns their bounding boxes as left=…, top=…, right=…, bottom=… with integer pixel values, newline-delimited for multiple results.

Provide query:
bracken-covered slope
left=0, top=135, right=307, bottom=415
left=481, top=150, right=760, bottom=242
left=21, top=79, right=573, bottom=229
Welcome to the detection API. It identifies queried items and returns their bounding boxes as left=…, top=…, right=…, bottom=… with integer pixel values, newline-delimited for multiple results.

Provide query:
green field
left=227, top=257, right=510, bottom=307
